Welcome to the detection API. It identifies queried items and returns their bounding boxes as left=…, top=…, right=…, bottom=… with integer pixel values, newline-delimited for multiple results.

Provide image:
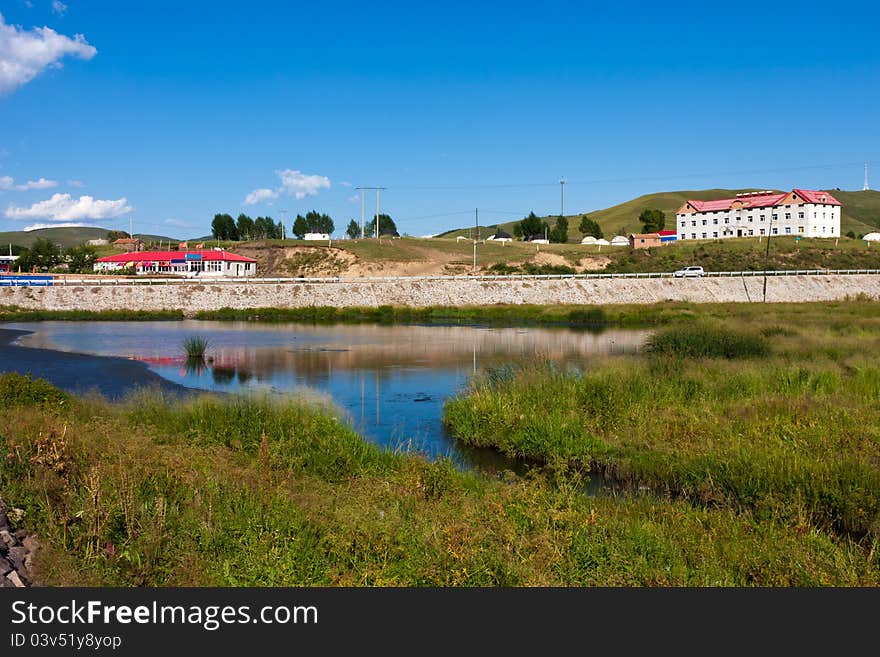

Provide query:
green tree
left=513, top=212, right=549, bottom=239
left=638, top=208, right=666, bottom=233
left=578, top=215, right=604, bottom=239
left=106, top=230, right=130, bottom=241
left=548, top=216, right=569, bottom=243
left=253, top=216, right=278, bottom=239
left=364, top=214, right=397, bottom=237
left=27, top=237, right=62, bottom=271
left=346, top=220, right=360, bottom=239
left=846, top=230, right=856, bottom=239
left=236, top=214, right=255, bottom=241
left=211, top=213, right=238, bottom=241
left=292, top=211, right=335, bottom=238
left=63, top=245, right=98, bottom=273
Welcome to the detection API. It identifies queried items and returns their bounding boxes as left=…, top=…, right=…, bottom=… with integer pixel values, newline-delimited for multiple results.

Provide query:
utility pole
left=560, top=177, right=566, bottom=219
left=355, top=187, right=386, bottom=238
left=865, top=163, right=870, bottom=191
left=473, top=208, right=479, bottom=274
left=762, top=212, right=775, bottom=303
left=279, top=209, right=287, bottom=240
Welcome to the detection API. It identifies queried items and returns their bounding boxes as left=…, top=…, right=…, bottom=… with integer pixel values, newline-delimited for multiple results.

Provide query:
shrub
left=0, top=373, right=69, bottom=407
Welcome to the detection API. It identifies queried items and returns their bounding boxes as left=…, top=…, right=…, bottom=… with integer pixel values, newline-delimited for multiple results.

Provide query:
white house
left=303, top=233, right=330, bottom=241
left=94, top=249, right=257, bottom=277
left=0, top=255, right=19, bottom=274
left=676, top=189, right=841, bottom=241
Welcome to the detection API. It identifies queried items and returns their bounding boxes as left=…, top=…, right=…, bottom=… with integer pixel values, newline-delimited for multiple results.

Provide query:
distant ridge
left=0, top=226, right=181, bottom=248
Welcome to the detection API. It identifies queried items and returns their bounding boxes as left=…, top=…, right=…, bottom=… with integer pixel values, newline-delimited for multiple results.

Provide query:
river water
left=3, top=320, right=649, bottom=471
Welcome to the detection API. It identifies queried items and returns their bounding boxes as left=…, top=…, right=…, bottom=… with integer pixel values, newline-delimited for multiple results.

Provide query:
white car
left=673, top=266, right=705, bottom=278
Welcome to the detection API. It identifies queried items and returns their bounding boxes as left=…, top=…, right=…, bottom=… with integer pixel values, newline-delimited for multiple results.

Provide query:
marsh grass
left=181, top=335, right=210, bottom=359
left=3, top=373, right=878, bottom=586
left=445, top=307, right=880, bottom=542
left=646, top=323, right=769, bottom=359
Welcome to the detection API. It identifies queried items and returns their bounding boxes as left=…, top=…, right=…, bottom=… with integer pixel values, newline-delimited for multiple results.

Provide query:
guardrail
left=9, top=268, right=877, bottom=287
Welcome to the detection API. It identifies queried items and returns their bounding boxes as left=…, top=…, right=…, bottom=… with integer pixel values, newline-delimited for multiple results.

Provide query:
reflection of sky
left=8, top=320, right=650, bottom=467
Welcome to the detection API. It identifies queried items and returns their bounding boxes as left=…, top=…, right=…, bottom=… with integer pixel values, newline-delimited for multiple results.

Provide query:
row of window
left=679, top=225, right=840, bottom=240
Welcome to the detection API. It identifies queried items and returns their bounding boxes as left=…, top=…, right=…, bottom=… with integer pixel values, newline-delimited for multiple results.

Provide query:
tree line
left=6, top=238, right=97, bottom=274
left=506, top=208, right=667, bottom=243
left=211, top=211, right=400, bottom=241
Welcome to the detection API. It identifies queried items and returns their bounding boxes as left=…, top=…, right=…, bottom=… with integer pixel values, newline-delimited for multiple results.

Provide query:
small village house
left=0, top=255, right=19, bottom=273
left=94, top=249, right=257, bottom=277
left=629, top=233, right=662, bottom=249
left=112, top=237, right=145, bottom=252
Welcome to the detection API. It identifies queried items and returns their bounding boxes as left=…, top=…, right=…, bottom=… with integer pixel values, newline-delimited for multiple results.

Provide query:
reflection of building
left=94, top=249, right=257, bottom=277
left=676, top=189, right=841, bottom=241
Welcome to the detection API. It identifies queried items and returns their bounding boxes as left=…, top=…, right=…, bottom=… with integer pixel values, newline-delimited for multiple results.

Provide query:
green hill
left=438, top=188, right=880, bottom=241
left=0, top=227, right=180, bottom=249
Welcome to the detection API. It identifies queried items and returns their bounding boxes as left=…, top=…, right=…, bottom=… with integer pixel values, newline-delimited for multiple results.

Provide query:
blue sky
left=1, top=0, right=878, bottom=238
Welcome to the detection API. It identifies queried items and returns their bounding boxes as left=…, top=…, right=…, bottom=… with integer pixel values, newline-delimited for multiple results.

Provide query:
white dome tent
left=862, top=232, right=880, bottom=242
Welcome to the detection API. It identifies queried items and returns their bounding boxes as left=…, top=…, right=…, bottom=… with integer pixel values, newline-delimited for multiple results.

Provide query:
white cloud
left=0, top=12, right=96, bottom=94
left=244, top=169, right=330, bottom=205
left=51, top=1, right=67, bottom=16
left=0, top=175, right=58, bottom=190
left=163, top=218, right=193, bottom=228
left=243, top=187, right=278, bottom=205
left=5, top=193, right=132, bottom=220
left=277, top=169, right=331, bottom=199
left=23, top=221, right=91, bottom=231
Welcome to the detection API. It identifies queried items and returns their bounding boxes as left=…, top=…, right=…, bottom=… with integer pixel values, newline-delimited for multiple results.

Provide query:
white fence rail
left=6, top=268, right=876, bottom=287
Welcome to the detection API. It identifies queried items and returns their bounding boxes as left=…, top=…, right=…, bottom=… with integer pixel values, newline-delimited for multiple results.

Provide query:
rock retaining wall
left=0, top=496, right=36, bottom=588
left=2, top=275, right=878, bottom=314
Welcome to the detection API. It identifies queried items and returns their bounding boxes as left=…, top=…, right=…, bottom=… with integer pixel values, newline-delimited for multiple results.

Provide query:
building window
left=748, top=229, right=754, bottom=236
left=748, top=217, right=753, bottom=222
left=712, top=218, right=718, bottom=225
left=713, top=232, right=718, bottom=238
left=760, top=228, right=766, bottom=235
left=760, top=214, right=765, bottom=221
left=772, top=214, right=778, bottom=220
left=785, top=227, right=791, bottom=234
left=692, top=221, right=696, bottom=227
left=724, top=218, right=729, bottom=224
left=772, top=227, right=778, bottom=235
left=702, top=232, right=707, bottom=239
left=798, top=212, right=804, bottom=219
left=785, top=213, right=791, bottom=220
left=798, top=226, right=804, bottom=233
left=702, top=219, right=707, bottom=225
left=691, top=233, right=696, bottom=239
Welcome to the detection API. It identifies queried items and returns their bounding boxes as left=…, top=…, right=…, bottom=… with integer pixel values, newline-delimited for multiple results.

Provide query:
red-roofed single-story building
left=94, top=249, right=257, bottom=277
left=675, top=189, right=841, bottom=241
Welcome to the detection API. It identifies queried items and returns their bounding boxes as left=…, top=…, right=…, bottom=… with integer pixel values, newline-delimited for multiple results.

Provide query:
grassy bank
left=444, top=306, right=880, bottom=544
left=0, top=305, right=184, bottom=322
left=2, top=373, right=877, bottom=585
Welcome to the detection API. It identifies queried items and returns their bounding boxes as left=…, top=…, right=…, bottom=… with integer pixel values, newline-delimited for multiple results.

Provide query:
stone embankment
left=2, top=275, right=879, bottom=314
left=0, top=496, right=37, bottom=588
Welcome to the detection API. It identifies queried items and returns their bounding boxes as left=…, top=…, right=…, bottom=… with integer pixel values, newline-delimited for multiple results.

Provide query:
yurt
left=580, top=236, right=597, bottom=245
left=610, top=235, right=629, bottom=246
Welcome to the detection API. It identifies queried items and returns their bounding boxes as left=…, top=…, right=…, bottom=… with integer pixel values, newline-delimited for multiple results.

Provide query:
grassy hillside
left=0, top=226, right=180, bottom=249
left=438, top=188, right=880, bottom=242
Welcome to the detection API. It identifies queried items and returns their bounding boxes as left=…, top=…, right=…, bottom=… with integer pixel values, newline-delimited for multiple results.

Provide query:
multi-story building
left=675, top=189, right=841, bottom=241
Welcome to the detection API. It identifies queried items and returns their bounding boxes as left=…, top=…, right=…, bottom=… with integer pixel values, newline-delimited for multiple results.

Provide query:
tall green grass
left=3, top=373, right=877, bottom=586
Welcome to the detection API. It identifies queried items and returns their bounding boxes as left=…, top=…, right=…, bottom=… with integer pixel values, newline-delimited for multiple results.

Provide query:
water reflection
left=9, top=320, right=651, bottom=472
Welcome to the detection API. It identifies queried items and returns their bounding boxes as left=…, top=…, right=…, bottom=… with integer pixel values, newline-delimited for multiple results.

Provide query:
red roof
left=657, top=230, right=677, bottom=236
left=96, top=250, right=256, bottom=263
left=792, top=189, right=841, bottom=205
left=684, top=189, right=840, bottom=212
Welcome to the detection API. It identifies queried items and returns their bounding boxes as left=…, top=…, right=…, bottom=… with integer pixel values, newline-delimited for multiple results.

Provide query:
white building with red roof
left=94, top=249, right=257, bottom=277
left=675, top=189, right=841, bottom=241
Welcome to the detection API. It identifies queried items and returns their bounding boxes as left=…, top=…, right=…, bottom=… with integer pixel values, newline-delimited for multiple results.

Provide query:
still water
left=8, top=321, right=649, bottom=470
